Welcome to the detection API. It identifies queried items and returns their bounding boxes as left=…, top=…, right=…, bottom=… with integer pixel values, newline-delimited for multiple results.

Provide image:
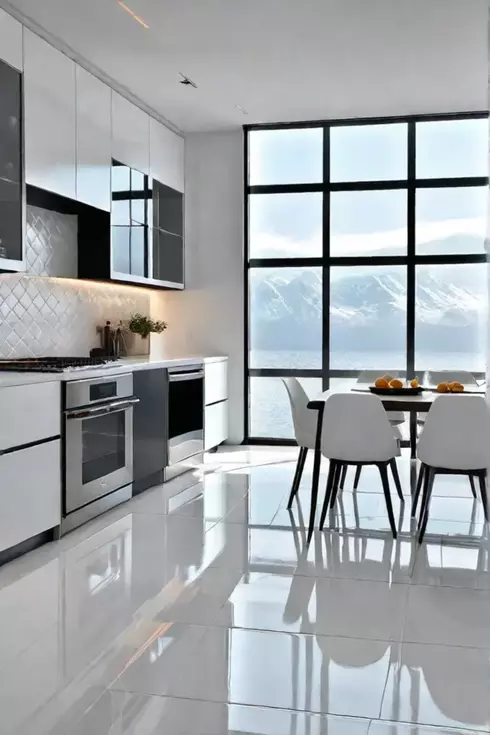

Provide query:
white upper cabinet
left=24, top=30, right=76, bottom=199
left=0, top=9, right=22, bottom=71
left=76, top=66, right=111, bottom=211
left=112, top=91, right=149, bottom=174
left=150, top=117, right=184, bottom=192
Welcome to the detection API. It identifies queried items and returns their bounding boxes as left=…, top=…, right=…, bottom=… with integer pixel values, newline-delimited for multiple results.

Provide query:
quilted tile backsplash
left=0, top=206, right=150, bottom=358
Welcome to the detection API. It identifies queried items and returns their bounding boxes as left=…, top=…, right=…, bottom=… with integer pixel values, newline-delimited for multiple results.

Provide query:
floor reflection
left=0, top=449, right=487, bottom=734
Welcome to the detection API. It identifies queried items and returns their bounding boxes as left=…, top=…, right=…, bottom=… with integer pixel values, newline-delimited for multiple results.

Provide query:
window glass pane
left=416, top=187, right=486, bottom=255
left=249, top=193, right=322, bottom=259
left=112, top=199, right=130, bottom=226
left=112, top=164, right=130, bottom=192
left=249, top=128, right=323, bottom=185
left=249, top=377, right=322, bottom=438
left=130, top=225, right=145, bottom=277
left=131, top=169, right=145, bottom=191
left=131, top=199, right=146, bottom=226
left=249, top=267, right=322, bottom=369
left=111, top=227, right=130, bottom=274
left=330, top=265, right=407, bottom=369
left=416, top=119, right=488, bottom=179
left=330, top=190, right=407, bottom=257
left=415, top=263, right=486, bottom=372
left=330, top=124, right=407, bottom=182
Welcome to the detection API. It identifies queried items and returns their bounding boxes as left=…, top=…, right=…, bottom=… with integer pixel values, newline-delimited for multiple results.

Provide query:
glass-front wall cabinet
left=0, top=58, right=23, bottom=269
left=111, top=159, right=184, bottom=287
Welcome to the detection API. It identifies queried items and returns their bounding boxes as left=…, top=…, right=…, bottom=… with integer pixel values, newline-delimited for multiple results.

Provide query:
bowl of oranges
left=370, top=375, right=423, bottom=395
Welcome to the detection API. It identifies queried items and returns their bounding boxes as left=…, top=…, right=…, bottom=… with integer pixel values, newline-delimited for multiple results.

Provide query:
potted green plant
left=126, top=313, right=167, bottom=355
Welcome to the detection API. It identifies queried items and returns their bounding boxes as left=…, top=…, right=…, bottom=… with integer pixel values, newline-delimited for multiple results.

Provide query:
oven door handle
left=66, top=397, right=140, bottom=420
left=168, top=370, right=204, bottom=383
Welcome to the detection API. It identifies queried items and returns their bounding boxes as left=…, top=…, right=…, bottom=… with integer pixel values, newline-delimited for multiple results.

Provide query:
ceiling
left=1, top=0, right=487, bottom=132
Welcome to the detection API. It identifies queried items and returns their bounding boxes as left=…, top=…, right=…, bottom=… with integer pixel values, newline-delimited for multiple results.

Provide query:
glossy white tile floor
left=0, top=447, right=489, bottom=734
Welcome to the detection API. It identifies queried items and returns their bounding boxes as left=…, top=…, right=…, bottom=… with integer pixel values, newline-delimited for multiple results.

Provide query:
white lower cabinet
left=0, top=382, right=61, bottom=451
left=0, top=439, right=61, bottom=553
left=205, top=400, right=228, bottom=451
left=204, top=359, right=228, bottom=406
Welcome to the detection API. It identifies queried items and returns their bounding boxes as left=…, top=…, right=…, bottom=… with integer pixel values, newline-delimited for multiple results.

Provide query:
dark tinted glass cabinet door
left=0, top=59, right=23, bottom=270
left=151, top=180, right=184, bottom=287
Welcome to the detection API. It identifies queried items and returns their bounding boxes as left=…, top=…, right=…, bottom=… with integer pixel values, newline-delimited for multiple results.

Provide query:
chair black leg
left=418, top=467, right=435, bottom=544
left=353, top=465, right=362, bottom=490
left=418, top=466, right=431, bottom=530
left=307, top=407, right=324, bottom=544
left=319, top=460, right=337, bottom=530
left=390, top=458, right=404, bottom=502
left=412, top=463, right=425, bottom=517
left=469, top=474, right=477, bottom=499
left=287, top=447, right=307, bottom=508
left=340, top=464, right=348, bottom=489
left=477, top=470, right=489, bottom=522
left=378, top=463, right=397, bottom=539
left=330, top=462, right=343, bottom=509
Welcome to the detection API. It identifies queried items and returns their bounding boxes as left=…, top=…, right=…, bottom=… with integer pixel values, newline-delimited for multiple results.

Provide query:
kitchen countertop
left=0, top=355, right=227, bottom=388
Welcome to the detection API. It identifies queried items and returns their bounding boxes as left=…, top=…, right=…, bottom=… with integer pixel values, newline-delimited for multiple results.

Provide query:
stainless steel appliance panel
left=65, top=372, right=133, bottom=409
left=167, top=366, right=204, bottom=466
left=64, top=373, right=136, bottom=515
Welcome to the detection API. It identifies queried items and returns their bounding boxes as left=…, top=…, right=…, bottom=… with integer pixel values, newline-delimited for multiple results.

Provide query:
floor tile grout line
left=112, top=619, right=490, bottom=653
left=105, top=687, right=378, bottom=725
left=102, top=688, right=487, bottom=733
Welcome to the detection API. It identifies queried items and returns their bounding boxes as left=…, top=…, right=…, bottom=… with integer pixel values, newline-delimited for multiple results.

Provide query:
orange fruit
left=448, top=381, right=458, bottom=391
left=452, top=382, right=464, bottom=392
left=375, top=377, right=389, bottom=389
left=437, top=382, right=449, bottom=393
left=383, top=374, right=394, bottom=383
left=410, top=378, right=419, bottom=389
left=389, top=379, right=404, bottom=389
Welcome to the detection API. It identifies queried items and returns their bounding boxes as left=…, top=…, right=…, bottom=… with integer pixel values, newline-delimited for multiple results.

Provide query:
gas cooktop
left=0, top=357, right=119, bottom=373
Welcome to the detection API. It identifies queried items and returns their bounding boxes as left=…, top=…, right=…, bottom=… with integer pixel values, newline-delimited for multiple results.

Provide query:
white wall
left=153, top=131, right=244, bottom=442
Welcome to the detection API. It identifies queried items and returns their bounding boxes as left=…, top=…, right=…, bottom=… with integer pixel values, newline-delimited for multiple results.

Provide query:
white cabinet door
left=150, top=117, right=184, bottom=192
left=205, top=359, right=228, bottom=406
left=112, top=92, right=149, bottom=174
left=0, top=440, right=61, bottom=552
left=76, top=66, right=111, bottom=211
left=24, top=30, right=76, bottom=198
left=0, top=9, right=22, bottom=71
left=205, top=401, right=228, bottom=450
left=0, top=382, right=61, bottom=451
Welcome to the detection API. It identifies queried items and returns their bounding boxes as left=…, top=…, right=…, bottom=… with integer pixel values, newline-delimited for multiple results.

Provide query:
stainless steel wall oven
left=62, top=373, right=138, bottom=533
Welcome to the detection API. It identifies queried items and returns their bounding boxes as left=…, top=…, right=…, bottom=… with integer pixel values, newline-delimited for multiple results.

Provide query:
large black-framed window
left=244, top=112, right=489, bottom=442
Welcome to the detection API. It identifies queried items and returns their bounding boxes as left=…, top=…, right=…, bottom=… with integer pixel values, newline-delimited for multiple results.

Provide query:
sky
left=248, top=118, right=488, bottom=260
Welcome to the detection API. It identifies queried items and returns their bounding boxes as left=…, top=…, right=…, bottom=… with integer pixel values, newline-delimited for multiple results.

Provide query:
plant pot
left=124, top=332, right=150, bottom=356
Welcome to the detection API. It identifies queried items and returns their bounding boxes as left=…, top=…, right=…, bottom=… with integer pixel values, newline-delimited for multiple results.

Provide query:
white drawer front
left=205, top=400, right=228, bottom=451
left=205, top=360, right=228, bottom=406
left=0, top=382, right=61, bottom=451
left=0, top=440, right=61, bottom=552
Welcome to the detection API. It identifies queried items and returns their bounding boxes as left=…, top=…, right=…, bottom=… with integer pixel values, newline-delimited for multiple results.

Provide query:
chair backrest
left=321, top=392, right=398, bottom=463
left=356, top=370, right=400, bottom=384
left=418, top=394, right=490, bottom=470
left=282, top=378, right=316, bottom=448
left=425, top=370, right=478, bottom=387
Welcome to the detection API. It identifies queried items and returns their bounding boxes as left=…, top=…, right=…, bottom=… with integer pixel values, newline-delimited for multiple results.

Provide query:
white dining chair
left=343, top=370, right=404, bottom=494
left=414, top=394, right=490, bottom=543
left=356, top=371, right=406, bottom=426
left=416, top=371, right=480, bottom=498
left=317, top=392, right=401, bottom=538
left=282, top=378, right=318, bottom=508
